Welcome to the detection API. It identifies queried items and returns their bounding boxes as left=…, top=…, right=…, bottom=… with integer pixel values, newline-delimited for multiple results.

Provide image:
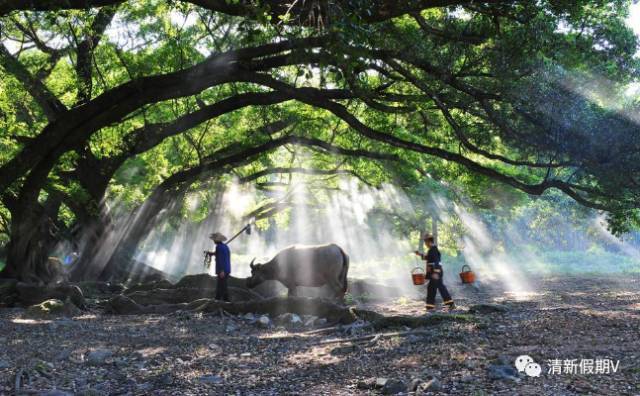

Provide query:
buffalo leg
left=328, top=279, right=345, bottom=300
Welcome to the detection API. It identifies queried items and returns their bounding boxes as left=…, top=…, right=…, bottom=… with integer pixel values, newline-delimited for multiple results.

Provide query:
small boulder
left=356, top=378, right=376, bottom=390
left=257, top=315, right=271, bottom=328
left=86, top=349, right=113, bottom=366
left=151, top=372, right=174, bottom=386
left=275, top=313, right=303, bottom=328
left=303, top=315, right=318, bottom=327
left=26, top=298, right=80, bottom=317
left=290, top=314, right=303, bottom=326
left=420, top=378, right=442, bottom=392
left=243, top=313, right=256, bottom=321
left=408, top=378, right=422, bottom=392
left=27, top=299, right=64, bottom=315
left=380, top=378, right=406, bottom=395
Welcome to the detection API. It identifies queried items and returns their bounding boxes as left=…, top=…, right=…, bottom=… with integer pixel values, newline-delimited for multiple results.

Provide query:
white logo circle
left=515, top=355, right=534, bottom=372
left=525, top=362, right=542, bottom=377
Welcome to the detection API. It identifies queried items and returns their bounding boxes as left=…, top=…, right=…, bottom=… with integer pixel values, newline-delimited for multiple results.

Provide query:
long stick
left=226, top=224, right=249, bottom=245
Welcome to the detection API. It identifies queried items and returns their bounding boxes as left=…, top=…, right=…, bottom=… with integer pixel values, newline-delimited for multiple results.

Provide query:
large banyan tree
left=0, top=0, right=639, bottom=282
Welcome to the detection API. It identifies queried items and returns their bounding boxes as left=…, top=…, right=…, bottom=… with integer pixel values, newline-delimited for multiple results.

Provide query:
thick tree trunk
left=2, top=194, right=62, bottom=283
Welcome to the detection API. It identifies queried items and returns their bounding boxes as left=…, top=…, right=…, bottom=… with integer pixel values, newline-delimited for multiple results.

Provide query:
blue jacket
left=214, top=242, right=231, bottom=274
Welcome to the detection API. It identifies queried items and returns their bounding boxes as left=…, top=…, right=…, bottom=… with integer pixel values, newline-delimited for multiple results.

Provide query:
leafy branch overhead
left=0, top=0, right=639, bottom=280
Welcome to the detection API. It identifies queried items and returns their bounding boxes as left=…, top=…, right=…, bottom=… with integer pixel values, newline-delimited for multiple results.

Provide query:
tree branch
left=0, top=43, right=66, bottom=120
left=75, top=5, right=118, bottom=103
left=0, top=36, right=330, bottom=194
left=239, top=72, right=610, bottom=210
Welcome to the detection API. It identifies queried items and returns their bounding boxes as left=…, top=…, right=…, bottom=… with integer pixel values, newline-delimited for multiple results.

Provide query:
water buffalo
left=246, top=244, right=349, bottom=299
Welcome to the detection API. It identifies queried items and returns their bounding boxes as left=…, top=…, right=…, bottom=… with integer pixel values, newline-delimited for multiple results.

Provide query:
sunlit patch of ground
left=0, top=275, right=639, bottom=395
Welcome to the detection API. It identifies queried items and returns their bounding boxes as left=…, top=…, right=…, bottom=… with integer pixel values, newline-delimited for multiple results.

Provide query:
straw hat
left=209, top=232, right=227, bottom=242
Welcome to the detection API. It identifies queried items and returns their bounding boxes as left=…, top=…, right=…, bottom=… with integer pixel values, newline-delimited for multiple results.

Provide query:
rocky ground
left=0, top=275, right=639, bottom=395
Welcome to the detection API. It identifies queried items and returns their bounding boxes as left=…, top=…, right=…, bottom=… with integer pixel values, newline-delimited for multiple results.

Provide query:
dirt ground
left=1, top=275, right=639, bottom=395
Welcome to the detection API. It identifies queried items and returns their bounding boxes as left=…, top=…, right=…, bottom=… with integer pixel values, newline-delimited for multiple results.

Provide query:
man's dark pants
left=426, top=272, right=453, bottom=308
left=216, top=275, right=229, bottom=301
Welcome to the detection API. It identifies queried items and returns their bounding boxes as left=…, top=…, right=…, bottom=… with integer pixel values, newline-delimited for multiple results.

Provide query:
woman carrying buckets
left=414, top=234, right=455, bottom=311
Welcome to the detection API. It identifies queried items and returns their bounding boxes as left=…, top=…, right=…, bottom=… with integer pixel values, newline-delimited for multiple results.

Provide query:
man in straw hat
left=415, top=234, right=455, bottom=311
left=208, top=231, right=231, bottom=301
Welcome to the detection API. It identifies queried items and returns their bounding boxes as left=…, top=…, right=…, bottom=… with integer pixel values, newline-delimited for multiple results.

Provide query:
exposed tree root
left=106, top=293, right=475, bottom=331
left=106, top=295, right=357, bottom=323
left=315, top=329, right=432, bottom=345
left=15, top=283, right=86, bottom=309
left=355, top=310, right=475, bottom=330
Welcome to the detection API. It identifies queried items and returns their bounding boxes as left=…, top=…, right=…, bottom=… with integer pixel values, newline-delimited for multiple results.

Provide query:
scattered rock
left=243, top=312, right=256, bottom=321
left=54, top=349, right=72, bottom=362
left=380, top=378, right=406, bottom=395
left=290, top=313, right=302, bottom=326
left=199, top=375, right=223, bottom=384
left=303, top=315, right=318, bottom=326
left=208, top=343, right=222, bottom=355
left=420, top=378, right=442, bottom=392
left=151, top=372, right=174, bottom=386
left=86, top=349, right=113, bottom=365
left=257, top=315, right=271, bottom=328
left=274, top=312, right=304, bottom=328
left=26, top=298, right=80, bottom=317
left=375, top=377, right=389, bottom=388
left=469, top=303, right=509, bottom=314
left=408, top=378, right=423, bottom=392
left=356, top=378, right=376, bottom=390
left=487, top=364, right=520, bottom=381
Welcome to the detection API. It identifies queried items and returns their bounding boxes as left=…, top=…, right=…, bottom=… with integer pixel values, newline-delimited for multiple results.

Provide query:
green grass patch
left=529, top=251, right=640, bottom=275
